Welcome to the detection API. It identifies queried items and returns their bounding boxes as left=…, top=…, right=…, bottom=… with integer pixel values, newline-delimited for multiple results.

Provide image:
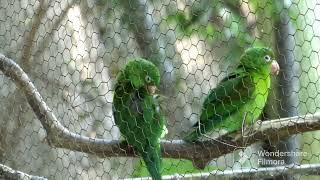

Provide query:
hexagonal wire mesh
left=0, top=0, right=320, bottom=179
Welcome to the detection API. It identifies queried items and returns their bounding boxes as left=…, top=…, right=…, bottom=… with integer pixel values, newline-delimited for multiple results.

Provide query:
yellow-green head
left=121, top=58, right=160, bottom=94
left=240, top=47, right=280, bottom=75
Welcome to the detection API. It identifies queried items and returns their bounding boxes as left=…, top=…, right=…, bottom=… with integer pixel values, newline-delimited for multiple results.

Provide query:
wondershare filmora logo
left=257, top=150, right=307, bottom=166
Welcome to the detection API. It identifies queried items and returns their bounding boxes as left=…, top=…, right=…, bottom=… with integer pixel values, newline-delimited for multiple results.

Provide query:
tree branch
left=1, top=54, right=320, bottom=169
left=21, top=0, right=49, bottom=71
left=158, top=163, right=320, bottom=179
left=0, top=163, right=47, bottom=180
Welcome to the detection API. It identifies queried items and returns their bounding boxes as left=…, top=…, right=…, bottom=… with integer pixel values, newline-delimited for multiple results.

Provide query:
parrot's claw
left=241, top=113, right=261, bottom=138
left=240, top=113, right=262, bottom=146
left=255, top=120, right=263, bottom=127
left=243, top=120, right=262, bottom=137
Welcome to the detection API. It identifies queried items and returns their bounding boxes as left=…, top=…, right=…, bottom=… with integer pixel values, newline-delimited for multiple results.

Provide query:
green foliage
left=132, top=158, right=218, bottom=177
left=167, top=11, right=210, bottom=38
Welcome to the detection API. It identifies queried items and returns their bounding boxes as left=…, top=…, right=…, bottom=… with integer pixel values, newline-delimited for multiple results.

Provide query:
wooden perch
left=0, top=163, right=47, bottom=180
left=1, top=53, right=320, bottom=169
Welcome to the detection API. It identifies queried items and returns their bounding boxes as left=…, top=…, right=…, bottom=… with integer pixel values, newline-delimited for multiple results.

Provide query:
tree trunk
left=263, top=1, right=300, bottom=179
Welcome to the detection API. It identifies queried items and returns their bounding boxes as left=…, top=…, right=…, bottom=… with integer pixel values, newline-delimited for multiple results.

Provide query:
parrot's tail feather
left=141, top=145, right=162, bottom=180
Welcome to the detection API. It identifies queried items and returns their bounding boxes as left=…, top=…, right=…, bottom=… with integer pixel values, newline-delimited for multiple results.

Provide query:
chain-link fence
left=0, top=0, right=320, bottom=179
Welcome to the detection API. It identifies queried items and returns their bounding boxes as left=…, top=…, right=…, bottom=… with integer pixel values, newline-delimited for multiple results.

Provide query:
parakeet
left=113, top=58, right=167, bottom=180
left=184, top=47, right=280, bottom=142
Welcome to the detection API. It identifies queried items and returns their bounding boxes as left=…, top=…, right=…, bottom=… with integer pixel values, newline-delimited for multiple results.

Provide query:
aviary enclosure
left=0, top=0, right=320, bottom=179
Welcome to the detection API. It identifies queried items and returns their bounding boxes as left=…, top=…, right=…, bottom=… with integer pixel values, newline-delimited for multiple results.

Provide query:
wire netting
left=0, top=0, right=320, bottom=179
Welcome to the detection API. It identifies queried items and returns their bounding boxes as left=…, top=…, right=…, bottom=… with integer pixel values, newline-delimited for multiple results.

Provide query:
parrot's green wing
left=202, top=66, right=254, bottom=121
left=185, top=65, right=256, bottom=141
left=114, top=90, right=165, bottom=180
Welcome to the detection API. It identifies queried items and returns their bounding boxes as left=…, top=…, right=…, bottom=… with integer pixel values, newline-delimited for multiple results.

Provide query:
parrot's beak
left=271, top=60, right=280, bottom=75
left=146, top=85, right=158, bottom=95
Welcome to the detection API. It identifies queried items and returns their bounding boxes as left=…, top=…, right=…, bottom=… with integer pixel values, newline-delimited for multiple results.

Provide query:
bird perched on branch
left=113, top=58, right=167, bottom=180
left=184, top=47, right=280, bottom=142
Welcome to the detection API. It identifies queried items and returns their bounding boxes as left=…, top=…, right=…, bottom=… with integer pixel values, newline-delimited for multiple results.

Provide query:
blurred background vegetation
left=0, top=0, right=319, bottom=179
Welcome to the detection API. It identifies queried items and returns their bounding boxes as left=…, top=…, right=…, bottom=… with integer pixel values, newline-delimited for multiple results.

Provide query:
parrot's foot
left=254, top=119, right=263, bottom=127
left=242, top=119, right=262, bottom=137
left=238, top=119, right=263, bottom=146
left=201, top=134, right=242, bottom=149
left=241, top=112, right=262, bottom=138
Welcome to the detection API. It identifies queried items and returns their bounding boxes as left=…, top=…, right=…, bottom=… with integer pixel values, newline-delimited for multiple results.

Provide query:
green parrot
left=184, top=47, right=280, bottom=142
left=113, top=58, right=167, bottom=180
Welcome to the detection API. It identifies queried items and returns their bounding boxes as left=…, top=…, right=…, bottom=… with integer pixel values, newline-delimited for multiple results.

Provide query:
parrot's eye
left=264, top=55, right=271, bottom=62
left=145, top=75, right=152, bottom=83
